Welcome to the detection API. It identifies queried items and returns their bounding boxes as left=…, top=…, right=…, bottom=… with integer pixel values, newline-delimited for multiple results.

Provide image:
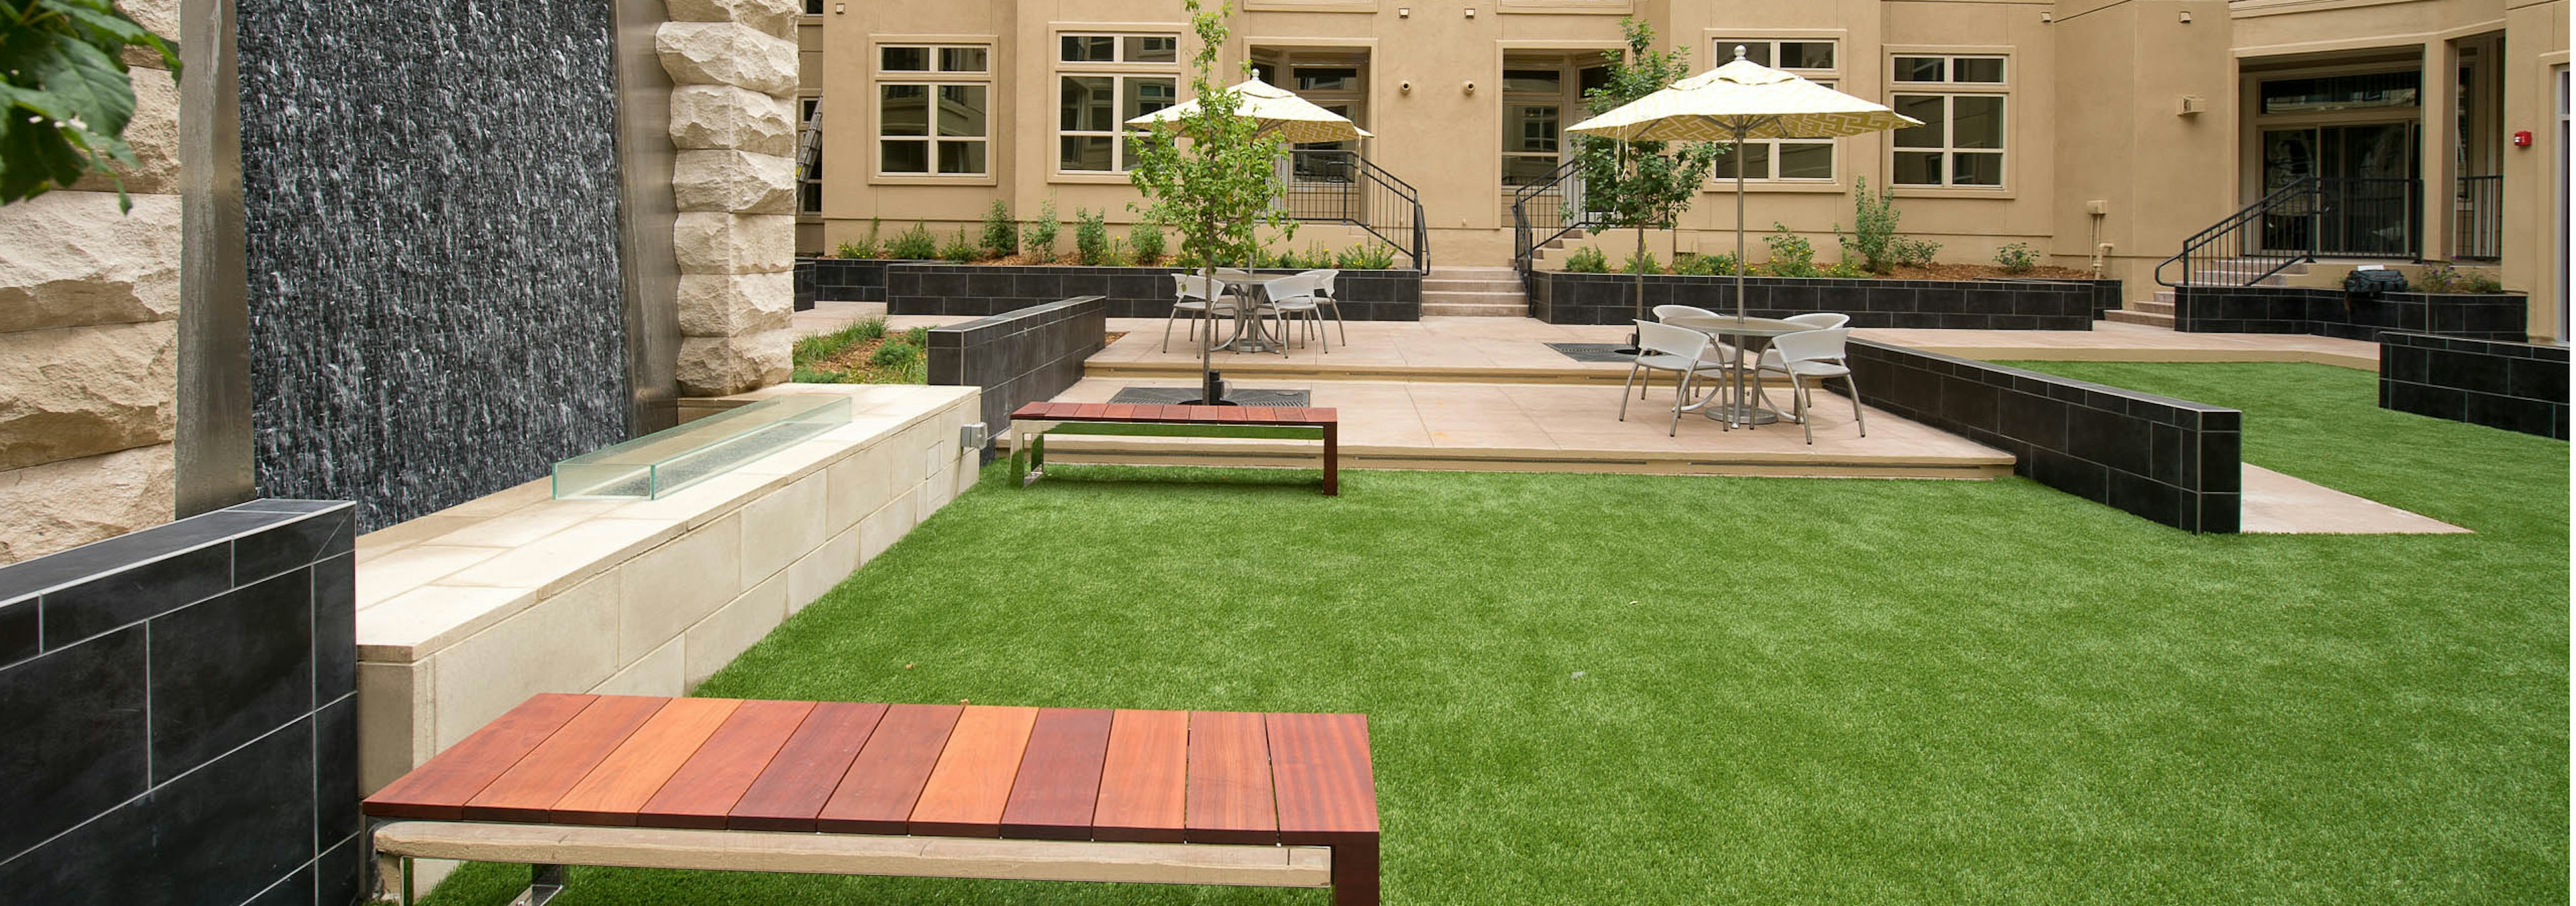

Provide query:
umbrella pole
left=1732, top=123, right=1750, bottom=427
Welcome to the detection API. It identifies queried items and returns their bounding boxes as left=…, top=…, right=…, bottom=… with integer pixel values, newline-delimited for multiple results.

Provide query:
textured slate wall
left=2379, top=332, right=2570, bottom=439
left=2174, top=287, right=2528, bottom=342
left=237, top=1, right=632, bottom=531
left=928, top=296, right=1108, bottom=438
left=0, top=501, right=360, bottom=906
left=1529, top=271, right=2098, bottom=329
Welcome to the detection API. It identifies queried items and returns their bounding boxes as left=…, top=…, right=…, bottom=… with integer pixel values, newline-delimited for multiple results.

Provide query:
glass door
left=2256, top=123, right=2418, bottom=257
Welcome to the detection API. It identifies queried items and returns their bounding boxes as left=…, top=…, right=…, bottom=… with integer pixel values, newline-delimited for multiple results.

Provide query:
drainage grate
left=1108, top=387, right=1313, bottom=407
left=1545, top=343, right=1636, bottom=363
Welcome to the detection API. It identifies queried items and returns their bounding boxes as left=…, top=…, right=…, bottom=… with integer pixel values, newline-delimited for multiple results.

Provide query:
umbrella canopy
left=1125, top=74, right=1373, bottom=145
left=1562, top=55, right=1919, bottom=142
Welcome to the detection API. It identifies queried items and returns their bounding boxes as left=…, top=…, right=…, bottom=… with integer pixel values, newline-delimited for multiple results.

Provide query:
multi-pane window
left=803, top=0, right=821, bottom=13
left=1059, top=34, right=1179, bottom=172
left=877, top=44, right=988, bottom=176
left=798, top=97, right=822, bottom=214
left=1890, top=54, right=2006, bottom=187
left=1711, top=39, right=1839, bottom=181
left=1502, top=68, right=1563, bottom=186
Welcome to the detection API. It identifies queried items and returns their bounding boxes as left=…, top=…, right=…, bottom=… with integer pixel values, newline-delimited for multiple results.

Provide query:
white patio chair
left=1767, top=327, right=1867, bottom=444
left=1263, top=272, right=1330, bottom=352
left=1164, top=273, right=1240, bottom=352
left=1622, top=319, right=1736, bottom=436
left=1752, top=312, right=1849, bottom=410
left=1299, top=268, right=1348, bottom=345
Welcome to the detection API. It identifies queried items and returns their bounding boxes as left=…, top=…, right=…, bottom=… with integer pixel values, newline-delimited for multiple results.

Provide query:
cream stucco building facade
left=793, top=0, right=2570, bottom=339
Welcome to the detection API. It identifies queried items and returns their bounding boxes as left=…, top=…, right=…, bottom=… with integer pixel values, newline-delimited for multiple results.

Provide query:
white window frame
left=1055, top=32, right=1181, bottom=177
left=1500, top=67, right=1567, bottom=187
left=872, top=41, right=993, bottom=181
left=1698, top=33, right=1846, bottom=190
left=1887, top=51, right=2011, bottom=192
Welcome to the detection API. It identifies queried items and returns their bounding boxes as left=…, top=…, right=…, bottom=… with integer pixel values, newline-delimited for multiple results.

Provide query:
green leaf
left=44, top=2, right=180, bottom=73
left=23, top=32, right=136, bottom=136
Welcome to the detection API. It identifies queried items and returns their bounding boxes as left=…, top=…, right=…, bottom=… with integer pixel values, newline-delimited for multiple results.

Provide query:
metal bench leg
left=1330, top=839, right=1379, bottom=905
left=510, top=864, right=568, bottom=906
left=1321, top=423, right=1339, bottom=496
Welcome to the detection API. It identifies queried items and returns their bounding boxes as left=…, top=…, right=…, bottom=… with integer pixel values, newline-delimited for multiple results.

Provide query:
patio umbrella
left=1564, top=49, right=1920, bottom=321
left=1128, top=75, right=1369, bottom=403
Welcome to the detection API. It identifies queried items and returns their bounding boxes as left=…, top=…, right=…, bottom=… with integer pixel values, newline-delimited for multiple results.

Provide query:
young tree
left=1574, top=18, right=1720, bottom=324
left=0, top=1, right=179, bottom=211
left=1126, top=0, right=1293, bottom=397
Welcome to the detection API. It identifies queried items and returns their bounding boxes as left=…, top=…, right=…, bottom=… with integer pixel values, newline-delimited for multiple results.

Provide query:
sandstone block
left=669, top=85, right=797, bottom=155
left=0, top=191, right=181, bottom=332
left=0, top=444, right=174, bottom=565
left=676, top=330, right=792, bottom=397
left=117, top=0, right=180, bottom=41
left=0, top=319, right=177, bottom=471
left=674, top=212, right=794, bottom=274
left=665, top=0, right=799, bottom=39
left=72, top=70, right=180, bottom=196
left=674, top=150, right=797, bottom=215
left=677, top=272, right=794, bottom=337
left=656, top=22, right=798, bottom=97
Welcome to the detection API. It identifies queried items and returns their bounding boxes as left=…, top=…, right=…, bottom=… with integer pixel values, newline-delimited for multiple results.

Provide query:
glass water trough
left=551, top=394, right=852, bottom=499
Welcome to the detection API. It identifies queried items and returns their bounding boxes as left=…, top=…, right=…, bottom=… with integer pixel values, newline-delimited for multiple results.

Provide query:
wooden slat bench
left=363, top=695, right=1379, bottom=905
left=1007, top=401, right=1340, bottom=495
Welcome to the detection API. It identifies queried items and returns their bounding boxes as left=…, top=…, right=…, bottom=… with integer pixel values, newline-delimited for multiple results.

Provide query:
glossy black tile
left=36, top=543, right=234, bottom=647
left=149, top=569, right=314, bottom=781
left=0, top=597, right=32, bottom=666
left=152, top=719, right=317, bottom=906
left=0, top=625, right=149, bottom=858
left=312, top=553, right=356, bottom=701
left=315, top=693, right=361, bottom=845
left=233, top=509, right=356, bottom=585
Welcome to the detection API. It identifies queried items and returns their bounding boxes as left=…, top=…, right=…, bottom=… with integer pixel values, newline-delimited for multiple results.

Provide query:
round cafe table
left=1658, top=313, right=1811, bottom=427
left=1209, top=268, right=1283, bottom=354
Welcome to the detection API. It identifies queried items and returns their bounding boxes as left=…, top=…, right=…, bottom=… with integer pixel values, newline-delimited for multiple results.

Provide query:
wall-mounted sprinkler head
left=1462, top=81, right=1476, bottom=95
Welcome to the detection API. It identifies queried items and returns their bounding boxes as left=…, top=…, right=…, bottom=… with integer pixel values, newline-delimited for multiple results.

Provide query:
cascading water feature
left=233, top=0, right=639, bottom=531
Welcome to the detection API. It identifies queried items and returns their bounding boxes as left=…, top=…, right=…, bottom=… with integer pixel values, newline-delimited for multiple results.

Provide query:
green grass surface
left=425, top=362, right=2566, bottom=905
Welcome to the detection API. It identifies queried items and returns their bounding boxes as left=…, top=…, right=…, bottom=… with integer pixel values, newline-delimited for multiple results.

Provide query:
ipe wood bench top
left=1011, top=401, right=1340, bottom=425
left=364, top=695, right=1378, bottom=849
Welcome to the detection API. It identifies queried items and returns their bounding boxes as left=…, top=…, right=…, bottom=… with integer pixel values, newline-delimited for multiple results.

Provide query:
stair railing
left=1277, top=149, right=1428, bottom=270
left=1511, top=158, right=1599, bottom=293
left=2155, top=177, right=2320, bottom=289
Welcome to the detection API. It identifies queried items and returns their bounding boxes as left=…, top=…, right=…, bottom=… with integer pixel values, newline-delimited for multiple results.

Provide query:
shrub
left=1825, top=259, right=1868, bottom=279
left=1836, top=177, right=1902, bottom=273
left=1073, top=208, right=1111, bottom=265
left=1894, top=236, right=1941, bottom=268
left=1670, top=254, right=1719, bottom=276
left=1128, top=223, right=1166, bottom=263
left=887, top=221, right=938, bottom=259
left=870, top=342, right=918, bottom=367
left=835, top=219, right=881, bottom=259
left=1619, top=249, right=1661, bottom=275
left=1022, top=199, right=1061, bottom=262
left=1764, top=224, right=1820, bottom=278
left=2465, top=271, right=2505, bottom=294
left=2418, top=263, right=2463, bottom=293
left=1564, top=246, right=1609, bottom=273
left=790, top=366, right=845, bottom=384
left=853, top=317, right=888, bottom=342
left=939, top=227, right=979, bottom=262
left=1301, top=242, right=1336, bottom=270
left=979, top=200, right=1016, bottom=258
left=1994, top=242, right=2038, bottom=274
left=1336, top=243, right=1397, bottom=270
left=1102, top=237, right=1133, bottom=267
left=906, top=325, right=930, bottom=347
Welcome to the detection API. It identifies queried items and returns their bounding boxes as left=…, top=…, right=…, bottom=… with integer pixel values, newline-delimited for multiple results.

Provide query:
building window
left=877, top=44, right=989, bottom=176
left=1501, top=68, right=1563, bottom=185
left=1058, top=34, right=1179, bottom=173
left=1890, top=54, right=2005, bottom=187
left=804, top=0, right=822, bottom=13
left=798, top=97, right=822, bottom=214
left=1710, top=39, right=1839, bottom=181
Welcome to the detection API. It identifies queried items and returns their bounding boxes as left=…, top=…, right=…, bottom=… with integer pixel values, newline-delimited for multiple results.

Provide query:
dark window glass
left=1578, top=66, right=1611, bottom=97
left=939, top=48, right=987, bottom=72
left=1953, top=152, right=2002, bottom=185
left=1780, top=42, right=1835, bottom=70
left=1896, top=56, right=1945, bottom=83
left=1892, top=151, right=1943, bottom=185
left=1717, top=42, right=1770, bottom=66
left=2259, top=71, right=2421, bottom=114
left=1061, top=36, right=1115, bottom=62
left=938, top=85, right=986, bottom=137
left=1953, top=57, right=2004, bottom=83
left=1296, top=67, right=1360, bottom=91
left=1124, top=36, right=1177, bottom=62
left=1778, top=142, right=1833, bottom=179
left=1710, top=142, right=1771, bottom=179
left=882, top=47, right=930, bottom=71
left=1891, top=95, right=1944, bottom=148
left=881, top=140, right=928, bottom=172
left=1061, top=136, right=1114, bottom=171
left=880, top=85, right=928, bottom=136
left=938, top=142, right=985, bottom=175
left=1952, top=95, right=2002, bottom=149
left=1503, top=69, right=1562, bottom=95
left=1061, top=77, right=1115, bottom=131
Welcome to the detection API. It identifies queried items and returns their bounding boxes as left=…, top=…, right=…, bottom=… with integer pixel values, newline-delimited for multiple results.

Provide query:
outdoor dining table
left=1659, top=313, right=1811, bottom=427
left=1210, top=268, right=1284, bottom=354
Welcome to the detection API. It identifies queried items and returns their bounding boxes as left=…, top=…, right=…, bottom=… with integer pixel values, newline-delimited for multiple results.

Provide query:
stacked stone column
left=0, top=0, right=183, bottom=563
left=660, top=0, right=802, bottom=396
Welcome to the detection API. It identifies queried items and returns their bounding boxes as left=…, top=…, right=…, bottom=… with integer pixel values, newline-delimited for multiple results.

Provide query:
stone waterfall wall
left=659, top=0, right=798, bottom=395
left=237, top=0, right=635, bottom=532
left=0, top=1, right=184, bottom=564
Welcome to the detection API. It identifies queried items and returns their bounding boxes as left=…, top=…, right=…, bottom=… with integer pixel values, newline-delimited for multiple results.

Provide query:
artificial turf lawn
left=423, top=362, right=2567, bottom=905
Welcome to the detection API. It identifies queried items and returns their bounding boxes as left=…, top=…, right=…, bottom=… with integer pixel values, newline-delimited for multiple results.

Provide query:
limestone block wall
left=0, top=0, right=184, bottom=564
left=661, top=0, right=800, bottom=395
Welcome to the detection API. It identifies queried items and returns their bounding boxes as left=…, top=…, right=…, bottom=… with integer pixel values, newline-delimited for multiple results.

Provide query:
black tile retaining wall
left=796, top=258, right=896, bottom=310
left=929, top=296, right=1110, bottom=438
left=2174, top=287, right=2528, bottom=341
left=1528, top=270, right=2098, bottom=329
left=890, top=264, right=1421, bottom=321
left=2378, top=332, right=2569, bottom=439
left=0, top=501, right=362, bottom=906
left=1845, top=341, right=2243, bottom=532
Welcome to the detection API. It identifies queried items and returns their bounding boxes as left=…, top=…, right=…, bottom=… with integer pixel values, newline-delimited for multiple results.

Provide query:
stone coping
left=352, top=384, right=973, bottom=662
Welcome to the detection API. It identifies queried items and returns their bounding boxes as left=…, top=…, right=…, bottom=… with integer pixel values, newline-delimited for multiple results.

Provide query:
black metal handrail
left=1276, top=149, right=1428, bottom=270
left=1510, top=158, right=1598, bottom=293
left=2157, top=176, right=2422, bottom=288
left=2455, top=174, right=2502, bottom=260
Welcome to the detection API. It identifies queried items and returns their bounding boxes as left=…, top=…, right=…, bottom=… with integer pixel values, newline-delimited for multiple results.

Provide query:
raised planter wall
left=888, top=264, right=1421, bottom=321
left=796, top=257, right=895, bottom=311
left=929, top=296, right=1109, bottom=438
left=0, top=501, right=362, bottom=905
left=1845, top=341, right=2243, bottom=533
left=2378, top=332, right=2569, bottom=439
left=1528, top=270, right=2099, bottom=330
left=2174, top=287, right=2528, bottom=342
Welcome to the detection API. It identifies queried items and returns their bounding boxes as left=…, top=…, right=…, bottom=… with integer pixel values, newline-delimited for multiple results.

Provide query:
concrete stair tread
left=2103, top=309, right=2174, bottom=328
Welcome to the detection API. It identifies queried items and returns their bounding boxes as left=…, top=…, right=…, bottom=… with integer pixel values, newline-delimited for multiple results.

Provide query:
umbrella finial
left=1732, top=44, right=1749, bottom=61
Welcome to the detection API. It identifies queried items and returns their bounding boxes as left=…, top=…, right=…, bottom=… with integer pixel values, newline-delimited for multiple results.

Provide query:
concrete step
left=1428, top=266, right=1517, bottom=278
left=2190, top=272, right=2289, bottom=287
left=2104, top=309, right=2175, bottom=328
left=2155, top=289, right=2176, bottom=304
left=1421, top=302, right=1527, bottom=317
left=1424, top=279, right=1523, bottom=293
left=2133, top=299, right=2174, bottom=316
left=1421, top=290, right=1525, bottom=304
